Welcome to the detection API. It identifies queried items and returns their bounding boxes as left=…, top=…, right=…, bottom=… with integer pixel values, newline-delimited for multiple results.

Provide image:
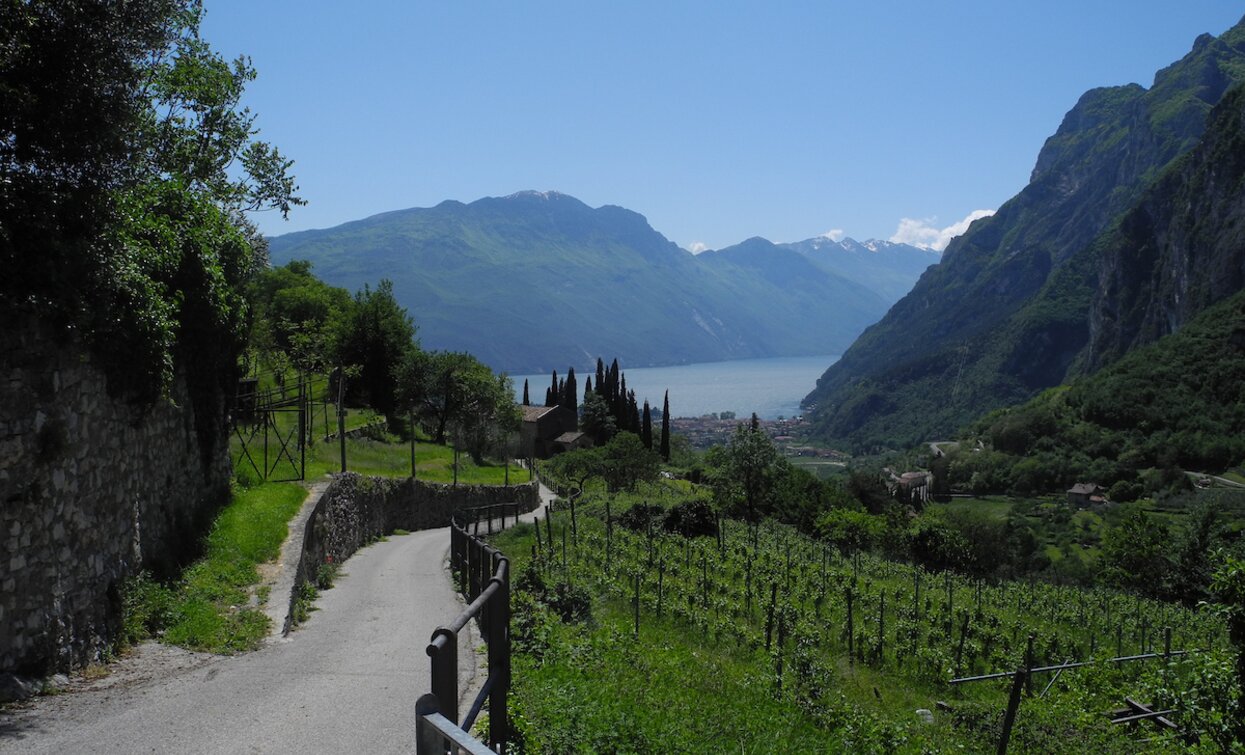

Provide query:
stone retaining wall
left=1, top=320, right=231, bottom=675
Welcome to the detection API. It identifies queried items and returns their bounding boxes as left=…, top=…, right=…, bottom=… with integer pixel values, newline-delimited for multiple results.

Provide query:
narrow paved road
left=0, top=482, right=554, bottom=754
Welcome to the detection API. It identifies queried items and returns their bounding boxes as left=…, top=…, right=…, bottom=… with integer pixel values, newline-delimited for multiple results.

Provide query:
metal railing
left=419, top=503, right=528, bottom=754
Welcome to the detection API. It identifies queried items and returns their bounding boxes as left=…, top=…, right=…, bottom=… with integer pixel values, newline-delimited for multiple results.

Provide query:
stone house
left=886, top=469, right=933, bottom=505
left=519, top=405, right=577, bottom=459
left=1067, top=482, right=1106, bottom=507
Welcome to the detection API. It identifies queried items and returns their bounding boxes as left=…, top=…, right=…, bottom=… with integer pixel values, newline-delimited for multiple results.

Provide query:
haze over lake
left=513, top=355, right=838, bottom=420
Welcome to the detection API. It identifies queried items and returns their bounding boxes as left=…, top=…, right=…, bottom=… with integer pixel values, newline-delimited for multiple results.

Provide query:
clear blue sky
left=203, top=2, right=1243, bottom=252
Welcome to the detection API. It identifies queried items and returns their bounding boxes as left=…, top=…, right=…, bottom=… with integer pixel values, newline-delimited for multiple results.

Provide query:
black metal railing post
left=427, top=627, right=459, bottom=727
left=488, top=557, right=510, bottom=749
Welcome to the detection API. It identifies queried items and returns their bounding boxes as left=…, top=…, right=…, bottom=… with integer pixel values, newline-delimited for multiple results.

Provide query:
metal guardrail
left=419, top=502, right=528, bottom=754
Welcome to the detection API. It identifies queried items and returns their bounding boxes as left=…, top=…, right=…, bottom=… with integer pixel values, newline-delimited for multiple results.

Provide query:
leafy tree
left=709, top=414, right=781, bottom=522
left=598, top=432, right=660, bottom=492
left=846, top=470, right=893, bottom=515
left=1167, top=502, right=1224, bottom=604
left=547, top=431, right=659, bottom=494
left=392, top=347, right=430, bottom=433
left=1098, top=508, right=1171, bottom=597
left=247, top=259, right=351, bottom=372
left=448, top=371, right=520, bottom=466
left=1, top=0, right=303, bottom=408
left=423, top=351, right=498, bottom=445
left=909, top=514, right=972, bottom=574
left=332, top=280, right=416, bottom=418
left=816, top=509, right=884, bottom=557
left=545, top=446, right=605, bottom=500
left=580, top=391, right=616, bottom=446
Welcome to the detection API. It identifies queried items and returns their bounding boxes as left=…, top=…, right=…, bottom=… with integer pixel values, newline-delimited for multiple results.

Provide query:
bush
left=1107, top=479, right=1142, bottom=503
left=662, top=499, right=717, bottom=538
left=617, top=503, right=664, bottom=533
left=547, top=582, right=592, bottom=624
left=121, top=572, right=176, bottom=646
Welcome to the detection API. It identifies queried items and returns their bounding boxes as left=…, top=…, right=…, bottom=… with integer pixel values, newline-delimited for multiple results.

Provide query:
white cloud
left=688, top=241, right=710, bottom=254
left=889, top=209, right=995, bottom=252
left=819, top=229, right=845, bottom=242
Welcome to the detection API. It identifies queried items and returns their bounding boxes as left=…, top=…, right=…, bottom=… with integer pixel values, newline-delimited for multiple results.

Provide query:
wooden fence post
left=633, top=572, right=641, bottom=637
left=847, top=587, right=855, bottom=665
left=765, top=582, right=778, bottom=652
left=997, top=634, right=1034, bottom=755
left=657, top=560, right=665, bottom=618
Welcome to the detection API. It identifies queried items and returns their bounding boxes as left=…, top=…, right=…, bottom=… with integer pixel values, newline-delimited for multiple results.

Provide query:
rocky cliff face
left=803, top=17, right=1245, bottom=450
left=1089, top=84, right=1245, bottom=368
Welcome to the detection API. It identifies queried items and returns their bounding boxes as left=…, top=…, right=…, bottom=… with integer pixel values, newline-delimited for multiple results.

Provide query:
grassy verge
left=124, top=481, right=308, bottom=653
left=234, top=429, right=522, bottom=486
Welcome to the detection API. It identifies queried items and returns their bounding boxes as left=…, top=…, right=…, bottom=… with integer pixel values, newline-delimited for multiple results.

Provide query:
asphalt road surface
left=0, top=482, right=553, bottom=754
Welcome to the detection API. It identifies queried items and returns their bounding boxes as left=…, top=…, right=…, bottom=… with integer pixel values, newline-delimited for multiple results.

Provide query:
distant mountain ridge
left=267, top=191, right=934, bottom=373
left=802, top=16, right=1245, bottom=451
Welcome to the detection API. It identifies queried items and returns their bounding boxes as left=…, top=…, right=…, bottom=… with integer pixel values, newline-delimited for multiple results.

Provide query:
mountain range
left=267, top=193, right=937, bottom=373
left=802, top=17, right=1245, bottom=451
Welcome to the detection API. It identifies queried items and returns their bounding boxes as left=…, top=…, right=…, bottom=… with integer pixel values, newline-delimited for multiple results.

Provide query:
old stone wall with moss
left=0, top=319, right=231, bottom=675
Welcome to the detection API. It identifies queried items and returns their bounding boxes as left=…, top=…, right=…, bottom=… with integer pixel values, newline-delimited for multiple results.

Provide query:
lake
left=511, top=354, right=838, bottom=419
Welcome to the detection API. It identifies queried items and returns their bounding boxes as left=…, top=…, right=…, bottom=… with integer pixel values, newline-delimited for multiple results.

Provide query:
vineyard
left=491, top=485, right=1239, bottom=753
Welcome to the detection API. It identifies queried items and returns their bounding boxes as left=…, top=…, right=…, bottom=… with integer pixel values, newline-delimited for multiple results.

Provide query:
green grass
left=930, top=496, right=1014, bottom=521
left=234, top=430, right=523, bottom=485
left=126, top=482, right=308, bottom=653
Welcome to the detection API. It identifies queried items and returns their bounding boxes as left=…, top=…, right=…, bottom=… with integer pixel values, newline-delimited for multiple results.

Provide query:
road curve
left=0, top=482, right=555, bottom=754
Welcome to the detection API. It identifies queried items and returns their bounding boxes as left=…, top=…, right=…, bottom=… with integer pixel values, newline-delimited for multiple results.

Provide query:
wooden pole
left=337, top=366, right=346, bottom=473
left=997, top=634, right=1034, bottom=755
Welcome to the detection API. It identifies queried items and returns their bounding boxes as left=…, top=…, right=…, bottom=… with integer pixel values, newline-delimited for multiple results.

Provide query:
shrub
left=617, top=503, right=664, bottom=533
left=662, top=499, right=718, bottom=538
left=121, top=572, right=176, bottom=646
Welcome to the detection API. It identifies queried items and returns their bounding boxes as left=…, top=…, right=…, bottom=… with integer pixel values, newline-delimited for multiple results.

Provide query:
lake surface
left=512, top=354, right=838, bottom=419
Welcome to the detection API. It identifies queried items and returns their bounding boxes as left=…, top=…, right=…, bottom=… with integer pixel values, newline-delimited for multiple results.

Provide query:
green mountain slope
left=803, top=18, right=1245, bottom=451
left=268, top=192, right=893, bottom=373
left=956, top=286, right=1245, bottom=496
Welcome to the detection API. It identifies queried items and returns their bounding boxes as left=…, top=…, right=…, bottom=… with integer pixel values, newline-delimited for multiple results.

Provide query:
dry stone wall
left=1, top=320, right=231, bottom=675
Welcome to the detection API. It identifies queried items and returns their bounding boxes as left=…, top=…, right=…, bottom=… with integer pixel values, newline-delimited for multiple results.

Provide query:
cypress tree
left=608, top=359, right=620, bottom=409
left=549, top=369, right=559, bottom=406
left=565, top=367, right=578, bottom=416
left=522, top=379, right=530, bottom=406
left=596, top=358, right=606, bottom=398
left=618, top=372, right=627, bottom=425
left=642, top=400, right=653, bottom=450
left=660, top=390, right=671, bottom=461
left=584, top=375, right=592, bottom=400
left=545, top=386, right=554, bottom=406
left=628, top=390, right=640, bottom=433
